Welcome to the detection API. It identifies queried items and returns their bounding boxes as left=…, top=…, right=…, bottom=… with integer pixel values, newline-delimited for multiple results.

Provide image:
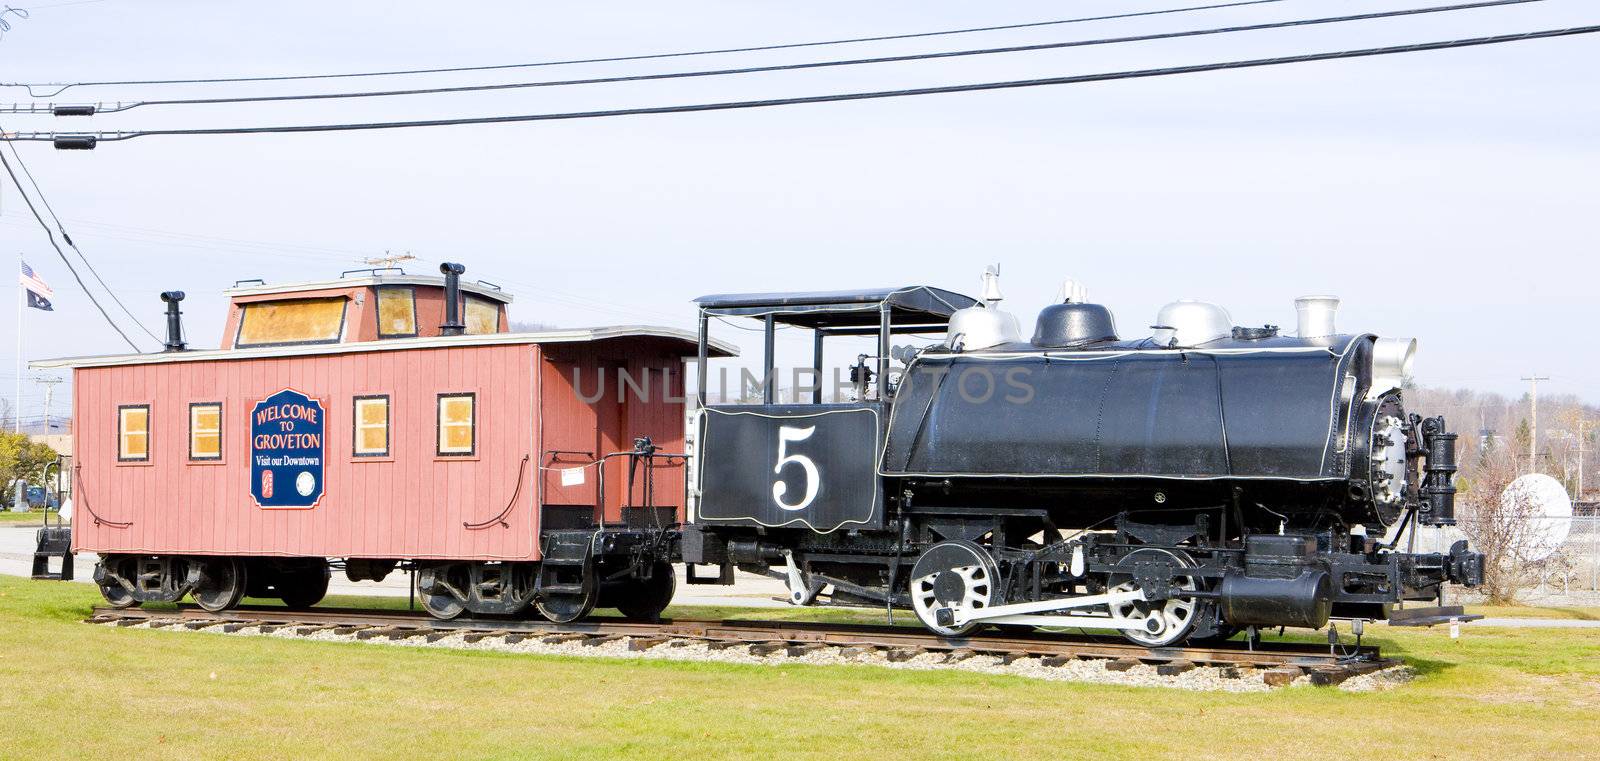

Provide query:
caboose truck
left=34, top=263, right=733, bottom=622
left=683, top=271, right=1485, bottom=645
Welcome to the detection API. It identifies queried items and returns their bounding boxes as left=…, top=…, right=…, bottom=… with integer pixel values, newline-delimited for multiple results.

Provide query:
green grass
left=0, top=510, right=64, bottom=525
left=1465, top=605, right=1600, bottom=621
left=2, top=576, right=1596, bottom=760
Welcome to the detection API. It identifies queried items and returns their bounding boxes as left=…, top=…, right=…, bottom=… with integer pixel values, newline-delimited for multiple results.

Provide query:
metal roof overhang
left=31, top=326, right=736, bottom=370
left=693, top=286, right=976, bottom=332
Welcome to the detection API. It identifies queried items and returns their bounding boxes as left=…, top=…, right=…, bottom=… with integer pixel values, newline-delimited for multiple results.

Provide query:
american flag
left=20, top=260, right=54, bottom=311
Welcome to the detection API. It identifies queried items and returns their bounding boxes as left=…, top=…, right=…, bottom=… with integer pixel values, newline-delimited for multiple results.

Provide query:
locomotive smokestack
left=159, top=291, right=187, bottom=352
left=1294, top=295, right=1340, bottom=338
left=439, top=262, right=466, bottom=336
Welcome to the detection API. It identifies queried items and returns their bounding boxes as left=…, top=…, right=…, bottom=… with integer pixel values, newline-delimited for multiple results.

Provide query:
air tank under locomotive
left=686, top=274, right=1484, bottom=645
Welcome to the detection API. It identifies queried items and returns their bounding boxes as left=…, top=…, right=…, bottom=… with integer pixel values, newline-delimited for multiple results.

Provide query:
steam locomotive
left=684, top=272, right=1484, bottom=645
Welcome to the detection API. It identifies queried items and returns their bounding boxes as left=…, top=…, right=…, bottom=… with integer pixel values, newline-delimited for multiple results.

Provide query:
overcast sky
left=0, top=0, right=1596, bottom=426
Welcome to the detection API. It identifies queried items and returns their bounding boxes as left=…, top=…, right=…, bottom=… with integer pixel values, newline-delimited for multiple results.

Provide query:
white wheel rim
left=911, top=550, right=994, bottom=635
left=1108, top=550, right=1199, bottom=647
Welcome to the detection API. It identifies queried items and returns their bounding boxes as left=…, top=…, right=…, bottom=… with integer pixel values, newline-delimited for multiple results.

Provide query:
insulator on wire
left=52, top=135, right=97, bottom=150
left=52, top=105, right=96, bottom=116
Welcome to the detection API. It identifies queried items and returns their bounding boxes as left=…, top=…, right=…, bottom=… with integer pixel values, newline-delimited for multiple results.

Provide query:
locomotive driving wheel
left=192, top=557, right=247, bottom=613
left=1106, top=548, right=1201, bottom=647
left=909, top=540, right=1002, bottom=637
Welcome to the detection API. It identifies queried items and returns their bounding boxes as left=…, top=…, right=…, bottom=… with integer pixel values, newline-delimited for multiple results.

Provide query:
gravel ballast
left=101, top=619, right=1415, bottom=693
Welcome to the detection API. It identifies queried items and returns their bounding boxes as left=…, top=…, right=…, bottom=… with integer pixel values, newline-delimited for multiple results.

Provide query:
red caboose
left=35, top=264, right=731, bottom=621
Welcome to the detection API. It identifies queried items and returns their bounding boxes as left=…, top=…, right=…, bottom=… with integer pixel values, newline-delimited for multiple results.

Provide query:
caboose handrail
left=72, top=465, right=132, bottom=529
left=462, top=454, right=529, bottom=530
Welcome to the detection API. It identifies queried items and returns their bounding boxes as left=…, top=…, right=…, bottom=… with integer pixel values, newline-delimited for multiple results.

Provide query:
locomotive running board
left=946, top=590, right=1146, bottom=629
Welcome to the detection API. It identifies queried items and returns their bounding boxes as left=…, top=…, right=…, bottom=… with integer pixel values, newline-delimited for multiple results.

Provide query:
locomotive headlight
left=1370, top=337, right=1417, bottom=398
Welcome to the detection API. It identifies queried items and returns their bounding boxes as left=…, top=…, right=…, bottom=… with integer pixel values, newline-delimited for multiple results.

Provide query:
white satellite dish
left=1500, top=473, right=1573, bottom=561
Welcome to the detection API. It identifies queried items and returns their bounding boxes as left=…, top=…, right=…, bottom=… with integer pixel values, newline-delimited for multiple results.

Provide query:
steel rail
left=88, top=605, right=1393, bottom=684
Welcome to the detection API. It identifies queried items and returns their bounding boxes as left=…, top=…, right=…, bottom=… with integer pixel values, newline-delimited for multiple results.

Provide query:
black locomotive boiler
left=682, top=274, right=1483, bottom=645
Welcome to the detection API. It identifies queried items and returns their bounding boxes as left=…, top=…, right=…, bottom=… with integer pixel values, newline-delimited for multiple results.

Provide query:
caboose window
left=375, top=287, right=417, bottom=338
left=189, top=403, right=222, bottom=461
left=118, top=405, right=150, bottom=462
left=235, top=297, right=348, bottom=347
left=464, top=296, right=499, bottom=335
left=437, top=393, right=475, bottom=456
left=353, top=395, right=390, bottom=457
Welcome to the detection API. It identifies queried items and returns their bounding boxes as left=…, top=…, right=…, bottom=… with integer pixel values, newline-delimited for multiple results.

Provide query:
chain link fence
left=1410, top=515, right=1600, bottom=598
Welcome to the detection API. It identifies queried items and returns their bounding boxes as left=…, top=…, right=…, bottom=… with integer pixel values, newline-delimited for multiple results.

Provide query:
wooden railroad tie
left=580, top=634, right=628, bottom=648
left=331, top=625, right=370, bottom=636
left=146, top=619, right=183, bottom=629
left=943, top=649, right=978, bottom=664
left=1039, top=655, right=1075, bottom=668
left=541, top=633, right=590, bottom=645
left=885, top=647, right=925, bottom=663
left=1156, top=660, right=1196, bottom=676
left=295, top=624, right=339, bottom=636
left=747, top=641, right=787, bottom=657
left=1263, top=666, right=1303, bottom=687
left=1104, top=657, right=1142, bottom=672
left=114, top=618, right=146, bottom=628
left=999, top=653, right=1033, bottom=666
left=785, top=643, right=828, bottom=657
left=356, top=627, right=409, bottom=641
left=628, top=637, right=669, bottom=652
left=423, top=631, right=457, bottom=643
left=221, top=621, right=263, bottom=633
left=1218, top=666, right=1244, bottom=680
left=837, top=645, right=876, bottom=659
left=706, top=639, right=750, bottom=651
left=461, top=630, right=511, bottom=644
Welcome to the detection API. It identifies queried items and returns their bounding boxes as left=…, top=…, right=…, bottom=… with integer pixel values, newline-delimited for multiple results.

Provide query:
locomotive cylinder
left=1218, top=535, right=1333, bottom=629
left=1218, top=569, right=1334, bottom=629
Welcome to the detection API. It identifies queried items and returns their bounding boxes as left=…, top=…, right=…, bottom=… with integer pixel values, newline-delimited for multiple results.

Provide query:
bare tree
left=1455, top=446, right=1563, bottom=604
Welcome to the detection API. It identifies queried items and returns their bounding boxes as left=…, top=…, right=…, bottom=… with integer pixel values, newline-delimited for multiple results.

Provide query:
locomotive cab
left=683, top=286, right=977, bottom=595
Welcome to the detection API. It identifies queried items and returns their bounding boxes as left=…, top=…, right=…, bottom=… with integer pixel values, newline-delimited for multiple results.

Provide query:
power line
left=0, top=138, right=162, bottom=341
left=0, top=1, right=1296, bottom=96
left=0, top=148, right=142, bottom=350
left=9, top=23, right=1596, bottom=147
left=3, top=0, right=1543, bottom=116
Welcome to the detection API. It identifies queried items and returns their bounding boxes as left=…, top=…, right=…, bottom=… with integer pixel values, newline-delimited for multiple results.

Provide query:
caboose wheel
left=1107, top=548, right=1200, bottom=647
left=909, top=540, right=1001, bottom=637
left=279, top=561, right=330, bottom=610
left=535, top=587, right=596, bottom=624
left=192, top=558, right=247, bottom=613
left=416, top=575, right=466, bottom=620
left=611, top=561, right=676, bottom=621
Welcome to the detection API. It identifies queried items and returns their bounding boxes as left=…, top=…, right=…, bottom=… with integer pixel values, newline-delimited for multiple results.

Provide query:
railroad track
left=87, top=605, right=1395, bottom=687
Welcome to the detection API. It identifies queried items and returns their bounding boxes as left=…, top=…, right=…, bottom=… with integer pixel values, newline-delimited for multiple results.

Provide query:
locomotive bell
left=1150, top=300, right=1232, bottom=347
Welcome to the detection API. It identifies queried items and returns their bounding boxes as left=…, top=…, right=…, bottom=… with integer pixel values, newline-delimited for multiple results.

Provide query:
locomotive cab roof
left=695, top=286, right=977, bottom=334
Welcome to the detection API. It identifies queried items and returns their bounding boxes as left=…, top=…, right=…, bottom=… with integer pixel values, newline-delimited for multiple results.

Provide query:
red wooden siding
left=538, top=344, right=688, bottom=525
left=72, top=344, right=539, bottom=561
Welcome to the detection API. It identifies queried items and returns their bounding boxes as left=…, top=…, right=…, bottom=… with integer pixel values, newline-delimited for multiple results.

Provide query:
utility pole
left=35, top=375, right=62, bottom=436
left=1579, top=418, right=1588, bottom=500
left=1521, top=374, right=1549, bottom=473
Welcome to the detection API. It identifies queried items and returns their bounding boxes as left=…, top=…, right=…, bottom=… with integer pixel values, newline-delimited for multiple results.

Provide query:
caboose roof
left=224, top=273, right=514, bottom=303
left=693, top=286, right=977, bottom=332
left=31, top=326, right=735, bottom=369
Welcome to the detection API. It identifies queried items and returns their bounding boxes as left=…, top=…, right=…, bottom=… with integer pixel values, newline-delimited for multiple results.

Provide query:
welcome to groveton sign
left=250, top=388, right=326, bottom=509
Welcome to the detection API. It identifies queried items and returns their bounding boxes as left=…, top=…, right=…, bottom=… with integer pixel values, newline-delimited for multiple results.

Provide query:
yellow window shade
left=464, top=297, right=499, bottom=335
left=237, top=297, right=347, bottom=347
left=376, top=288, right=417, bottom=337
